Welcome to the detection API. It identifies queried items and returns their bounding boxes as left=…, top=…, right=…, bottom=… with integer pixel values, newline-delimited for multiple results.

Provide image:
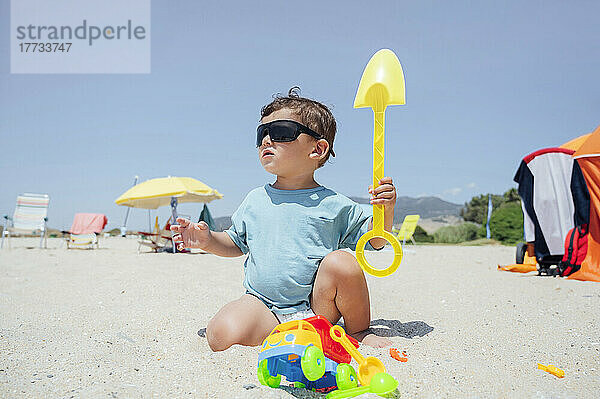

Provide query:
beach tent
left=505, top=127, right=600, bottom=280
left=513, top=148, right=589, bottom=273
left=561, top=133, right=592, bottom=151
left=562, top=125, right=600, bottom=282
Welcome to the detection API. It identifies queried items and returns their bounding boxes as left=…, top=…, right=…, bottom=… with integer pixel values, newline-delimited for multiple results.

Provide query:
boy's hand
left=368, top=176, right=396, bottom=212
left=367, top=177, right=396, bottom=249
left=170, top=217, right=211, bottom=249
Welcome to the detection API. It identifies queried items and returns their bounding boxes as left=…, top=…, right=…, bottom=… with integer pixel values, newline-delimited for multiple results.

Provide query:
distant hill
left=213, top=216, right=233, bottom=232
left=350, top=195, right=463, bottom=225
left=213, top=195, right=463, bottom=232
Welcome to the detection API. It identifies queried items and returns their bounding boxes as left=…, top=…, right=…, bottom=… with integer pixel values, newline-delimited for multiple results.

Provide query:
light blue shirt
left=225, top=184, right=377, bottom=315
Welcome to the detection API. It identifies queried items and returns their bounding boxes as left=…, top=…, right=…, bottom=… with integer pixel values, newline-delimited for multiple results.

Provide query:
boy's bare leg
left=311, top=250, right=392, bottom=348
left=206, top=294, right=278, bottom=352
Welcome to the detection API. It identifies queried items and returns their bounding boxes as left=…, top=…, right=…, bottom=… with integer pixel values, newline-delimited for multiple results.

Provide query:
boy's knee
left=206, top=315, right=237, bottom=352
left=320, top=250, right=364, bottom=281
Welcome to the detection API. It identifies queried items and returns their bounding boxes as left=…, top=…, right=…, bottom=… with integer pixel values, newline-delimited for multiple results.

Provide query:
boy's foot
left=350, top=329, right=392, bottom=348
left=361, top=333, right=392, bottom=348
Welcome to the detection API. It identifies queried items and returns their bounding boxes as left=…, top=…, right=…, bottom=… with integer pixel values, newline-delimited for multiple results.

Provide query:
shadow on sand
left=198, top=319, right=434, bottom=340
left=364, top=319, right=434, bottom=339
left=277, top=385, right=329, bottom=398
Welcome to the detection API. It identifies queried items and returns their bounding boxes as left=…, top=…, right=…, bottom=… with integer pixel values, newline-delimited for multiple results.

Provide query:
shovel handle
left=355, top=229, right=403, bottom=277
left=354, top=108, right=403, bottom=277
left=372, top=110, right=385, bottom=231
left=330, top=325, right=366, bottom=365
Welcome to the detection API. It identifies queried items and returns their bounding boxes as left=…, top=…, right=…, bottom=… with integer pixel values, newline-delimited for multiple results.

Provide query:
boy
left=171, top=88, right=397, bottom=351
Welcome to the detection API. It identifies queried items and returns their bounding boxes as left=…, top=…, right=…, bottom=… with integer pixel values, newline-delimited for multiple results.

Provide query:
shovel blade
left=354, top=49, right=405, bottom=110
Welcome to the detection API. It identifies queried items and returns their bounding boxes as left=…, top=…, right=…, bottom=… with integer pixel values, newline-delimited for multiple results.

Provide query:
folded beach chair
left=392, top=215, right=420, bottom=247
left=2, top=193, right=50, bottom=249
left=137, top=216, right=174, bottom=253
left=138, top=216, right=192, bottom=254
left=63, top=213, right=108, bottom=249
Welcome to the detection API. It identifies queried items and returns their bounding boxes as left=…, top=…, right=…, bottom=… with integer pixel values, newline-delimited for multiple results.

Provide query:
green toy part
left=335, top=363, right=358, bottom=390
left=326, top=372, right=399, bottom=399
left=300, top=345, right=326, bottom=381
left=293, top=381, right=306, bottom=388
left=257, top=359, right=281, bottom=388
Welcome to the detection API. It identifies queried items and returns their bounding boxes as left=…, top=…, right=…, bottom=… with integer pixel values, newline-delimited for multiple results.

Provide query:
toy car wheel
left=516, top=242, right=527, bottom=264
left=301, top=345, right=326, bottom=381
left=257, top=359, right=281, bottom=388
left=335, top=363, right=358, bottom=390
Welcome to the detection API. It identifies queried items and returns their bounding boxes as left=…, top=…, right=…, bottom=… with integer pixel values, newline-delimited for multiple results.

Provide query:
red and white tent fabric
left=514, top=148, right=590, bottom=263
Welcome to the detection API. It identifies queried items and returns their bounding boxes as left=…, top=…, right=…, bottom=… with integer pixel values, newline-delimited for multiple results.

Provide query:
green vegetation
left=461, top=195, right=504, bottom=225
left=489, top=202, right=523, bottom=244
left=429, top=187, right=523, bottom=245
left=47, top=228, right=64, bottom=238
left=413, top=225, right=433, bottom=243
left=433, top=222, right=482, bottom=244
left=107, top=228, right=122, bottom=236
left=461, top=188, right=519, bottom=224
left=459, top=188, right=523, bottom=244
left=459, top=238, right=502, bottom=246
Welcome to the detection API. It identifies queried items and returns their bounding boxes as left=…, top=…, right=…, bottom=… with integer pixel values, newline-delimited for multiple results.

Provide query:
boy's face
left=258, top=108, right=328, bottom=177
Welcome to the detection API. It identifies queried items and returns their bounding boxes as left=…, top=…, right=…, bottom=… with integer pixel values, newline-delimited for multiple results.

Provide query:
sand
left=1, top=237, right=599, bottom=398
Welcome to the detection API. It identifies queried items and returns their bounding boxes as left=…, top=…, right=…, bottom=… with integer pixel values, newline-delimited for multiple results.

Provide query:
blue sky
left=1, top=0, right=599, bottom=231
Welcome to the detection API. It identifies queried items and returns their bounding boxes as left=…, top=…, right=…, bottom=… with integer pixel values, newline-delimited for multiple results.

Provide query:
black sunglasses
left=257, top=120, right=323, bottom=146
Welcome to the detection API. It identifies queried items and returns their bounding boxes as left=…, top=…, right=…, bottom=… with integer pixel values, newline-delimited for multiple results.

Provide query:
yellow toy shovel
left=330, top=325, right=387, bottom=386
left=354, top=49, right=406, bottom=277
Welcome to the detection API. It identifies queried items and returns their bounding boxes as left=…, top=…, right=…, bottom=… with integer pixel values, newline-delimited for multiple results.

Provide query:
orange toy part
left=538, top=363, right=565, bottom=378
left=389, top=348, right=408, bottom=362
left=497, top=264, right=537, bottom=273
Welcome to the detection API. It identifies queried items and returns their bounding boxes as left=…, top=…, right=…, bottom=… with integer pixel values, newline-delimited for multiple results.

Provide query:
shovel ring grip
left=355, top=230, right=403, bottom=277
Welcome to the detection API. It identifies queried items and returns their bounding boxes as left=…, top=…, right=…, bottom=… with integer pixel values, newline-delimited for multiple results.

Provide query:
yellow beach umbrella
left=115, top=176, right=223, bottom=253
left=115, top=176, right=223, bottom=209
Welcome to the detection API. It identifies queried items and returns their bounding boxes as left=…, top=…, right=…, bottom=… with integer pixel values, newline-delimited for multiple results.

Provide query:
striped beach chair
left=2, top=193, right=50, bottom=249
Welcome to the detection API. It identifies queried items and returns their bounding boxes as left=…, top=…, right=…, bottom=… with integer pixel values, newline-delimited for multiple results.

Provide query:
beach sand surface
left=1, top=238, right=599, bottom=398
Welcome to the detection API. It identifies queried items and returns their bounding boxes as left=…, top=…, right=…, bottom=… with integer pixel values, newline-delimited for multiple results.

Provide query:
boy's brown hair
left=261, top=87, right=336, bottom=167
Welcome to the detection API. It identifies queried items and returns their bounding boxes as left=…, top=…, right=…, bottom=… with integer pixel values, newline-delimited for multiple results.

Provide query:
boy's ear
left=311, top=139, right=330, bottom=160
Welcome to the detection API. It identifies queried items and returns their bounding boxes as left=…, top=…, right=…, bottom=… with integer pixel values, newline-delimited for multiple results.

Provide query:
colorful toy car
left=257, top=315, right=360, bottom=392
